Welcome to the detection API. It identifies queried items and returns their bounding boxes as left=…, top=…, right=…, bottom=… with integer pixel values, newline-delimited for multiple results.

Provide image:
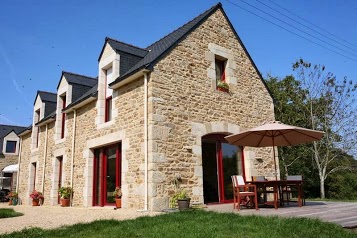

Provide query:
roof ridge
left=62, top=71, right=97, bottom=80
left=37, top=90, right=57, bottom=95
left=145, top=3, right=221, bottom=50
left=106, top=37, right=148, bottom=52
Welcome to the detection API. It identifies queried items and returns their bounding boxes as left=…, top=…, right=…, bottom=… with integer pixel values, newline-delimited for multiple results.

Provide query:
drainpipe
left=41, top=124, right=48, bottom=193
left=70, top=109, right=77, bottom=206
left=16, top=136, right=23, bottom=193
left=143, top=72, right=148, bottom=211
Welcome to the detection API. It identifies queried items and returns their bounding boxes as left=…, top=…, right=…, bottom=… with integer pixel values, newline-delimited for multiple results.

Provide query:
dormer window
left=60, top=94, right=66, bottom=139
left=5, top=141, right=17, bottom=153
left=105, top=67, right=113, bottom=122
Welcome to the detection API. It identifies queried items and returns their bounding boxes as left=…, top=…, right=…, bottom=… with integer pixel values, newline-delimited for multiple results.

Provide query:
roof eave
left=62, top=94, right=97, bottom=113
left=18, top=129, right=32, bottom=137
left=110, top=68, right=151, bottom=90
left=36, top=117, right=56, bottom=127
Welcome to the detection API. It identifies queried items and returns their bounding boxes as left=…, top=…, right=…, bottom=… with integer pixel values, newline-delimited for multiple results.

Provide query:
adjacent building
left=0, top=124, right=27, bottom=192
left=17, top=3, right=277, bottom=211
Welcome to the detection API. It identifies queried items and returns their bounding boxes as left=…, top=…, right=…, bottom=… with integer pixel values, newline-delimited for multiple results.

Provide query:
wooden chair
left=231, top=175, right=258, bottom=211
left=281, top=175, right=305, bottom=206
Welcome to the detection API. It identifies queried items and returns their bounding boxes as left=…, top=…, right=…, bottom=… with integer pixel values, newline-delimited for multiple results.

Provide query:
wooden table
left=246, top=180, right=304, bottom=209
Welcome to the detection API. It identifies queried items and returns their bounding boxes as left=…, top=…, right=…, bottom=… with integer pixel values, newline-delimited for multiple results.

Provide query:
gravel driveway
left=0, top=203, right=161, bottom=235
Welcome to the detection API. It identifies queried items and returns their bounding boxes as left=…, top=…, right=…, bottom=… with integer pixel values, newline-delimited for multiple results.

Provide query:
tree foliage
left=266, top=58, right=357, bottom=199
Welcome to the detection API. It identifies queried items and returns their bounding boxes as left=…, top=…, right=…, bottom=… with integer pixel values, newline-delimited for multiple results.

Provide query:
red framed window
left=92, top=143, right=121, bottom=206
left=202, top=134, right=244, bottom=204
left=105, top=96, right=112, bottom=122
left=32, top=162, right=37, bottom=191
left=5, top=141, right=17, bottom=153
left=215, top=58, right=226, bottom=82
left=35, top=110, right=40, bottom=148
left=104, top=67, right=113, bottom=122
left=60, top=95, right=66, bottom=139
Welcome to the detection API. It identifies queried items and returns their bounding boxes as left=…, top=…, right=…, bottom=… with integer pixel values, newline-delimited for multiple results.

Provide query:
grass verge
left=0, top=210, right=355, bottom=238
left=0, top=208, right=23, bottom=219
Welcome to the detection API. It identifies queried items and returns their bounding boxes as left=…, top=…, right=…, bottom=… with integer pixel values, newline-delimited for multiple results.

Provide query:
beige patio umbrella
left=225, top=121, right=324, bottom=180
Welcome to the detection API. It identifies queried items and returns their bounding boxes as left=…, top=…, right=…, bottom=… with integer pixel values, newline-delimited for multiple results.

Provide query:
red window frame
left=61, top=95, right=66, bottom=139
left=36, top=110, right=40, bottom=148
left=215, top=58, right=226, bottom=82
left=57, top=157, right=63, bottom=204
left=105, top=96, right=112, bottom=122
left=32, top=162, right=37, bottom=191
left=202, top=134, right=245, bottom=203
left=92, top=144, right=121, bottom=206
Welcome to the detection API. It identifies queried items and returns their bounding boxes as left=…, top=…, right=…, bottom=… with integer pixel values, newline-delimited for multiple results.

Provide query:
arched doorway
left=202, top=134, right=244, bottom=204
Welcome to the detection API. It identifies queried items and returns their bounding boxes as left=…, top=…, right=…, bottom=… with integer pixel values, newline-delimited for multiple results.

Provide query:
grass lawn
left=0, top=210, right=355, bottom=238
left=0, top=208, right=23, bottom=219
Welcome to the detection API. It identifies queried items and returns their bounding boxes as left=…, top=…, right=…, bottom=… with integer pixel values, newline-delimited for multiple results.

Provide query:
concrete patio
left=206, top=201, right=357, bottom=229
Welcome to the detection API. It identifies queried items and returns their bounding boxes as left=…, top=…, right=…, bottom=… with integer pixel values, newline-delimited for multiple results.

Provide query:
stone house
left=0, top=124, right=27, bottom=192
left=17, top=3, right=276, bottom=211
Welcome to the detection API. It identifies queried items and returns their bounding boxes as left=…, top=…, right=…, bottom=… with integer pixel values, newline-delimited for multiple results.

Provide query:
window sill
left=97, top=120, right=115, bottom=130
left=217, top=87, right=229, bottom=93
left=55, top=138, right=66, bottom=145
left=3, top=152, right=18, bottom=155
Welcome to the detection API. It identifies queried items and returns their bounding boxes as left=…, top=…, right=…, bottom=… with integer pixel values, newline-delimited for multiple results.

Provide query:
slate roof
left=108, top=2, right=273, bottom=99
left=110, top=3, right=221, bottom=87
left=36, top=91, right=57, bottom=104
left=64, top=83, right=98, bottom=111
left=58, top=71, right=97, bottom=89
left=36, top=110, right=56, bottom=125
left=0, top=124, right=27, bottom=155
left=99, top=38, right=148, bottom=61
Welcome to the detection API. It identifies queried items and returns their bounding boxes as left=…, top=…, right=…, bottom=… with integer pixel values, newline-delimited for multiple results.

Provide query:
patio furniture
left=231, top=175, right=258, bottom=211
left=281, top=175, right=305, bottom=206
left=247, top=180, right=280, bottom=209
left=251, top=176, right=274, bottom=205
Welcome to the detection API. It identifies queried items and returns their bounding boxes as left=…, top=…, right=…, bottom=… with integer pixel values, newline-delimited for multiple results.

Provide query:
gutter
left=41, top=124, right=48, bottom=194
left=144, top=72, right=149, bottom=211
left=16, top=136, right=23, bottom=194
left=137, top=72, right=149, bottom=212
left=70, top=109, right=77, bottom=206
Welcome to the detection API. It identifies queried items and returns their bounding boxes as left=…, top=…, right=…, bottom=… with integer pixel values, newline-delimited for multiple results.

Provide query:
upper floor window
left=215, top=58, right=229, bottom=92
left=35, top=109, right=40, bottom=148
left=60, top=94, right=66, bottom=139
left=105, top=67, right=113, bottom=122
left=5, top=141, right=17, bottom=153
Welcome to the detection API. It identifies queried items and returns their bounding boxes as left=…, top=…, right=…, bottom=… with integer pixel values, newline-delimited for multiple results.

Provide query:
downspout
left=16, top=136, right=23, bottom=193
left=70, top=109, right=77, bottom=207
left=144, top=72, right=148, bottom=211
left=41, top=124, right=48, bottom=193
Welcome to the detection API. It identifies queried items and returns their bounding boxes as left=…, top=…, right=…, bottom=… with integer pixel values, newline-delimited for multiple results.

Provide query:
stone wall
left=147, top=9, right=275, bottom=210
left=17, top=7, right=276, bottom=211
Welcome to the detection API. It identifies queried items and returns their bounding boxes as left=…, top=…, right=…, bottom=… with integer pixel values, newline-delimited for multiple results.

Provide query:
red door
left=202, top=134, right=244, bottom=204
left=92, top=144, right=121, bottom=206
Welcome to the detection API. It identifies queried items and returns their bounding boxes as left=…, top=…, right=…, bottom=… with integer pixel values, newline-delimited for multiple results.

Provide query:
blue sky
left=0, top=0, right=356, bottom=126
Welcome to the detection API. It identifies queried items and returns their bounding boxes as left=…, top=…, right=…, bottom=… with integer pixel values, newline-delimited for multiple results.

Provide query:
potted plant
left=217, top=80, right=229, bottom=92
left=170, top=189, right=191, bottom=210
left=58, top=186, right=72, bottom=207
left=10, top=192, right=18, bottom=206
left=6, top=192, right=15, bottom=205
left=113, top=186, right=122, bottom=208
left=29, top=190, right=44, bottom=206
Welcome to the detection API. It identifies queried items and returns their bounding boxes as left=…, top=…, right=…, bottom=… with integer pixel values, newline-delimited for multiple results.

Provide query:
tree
left=266, top=59, right=357, bottom=199
left=292, top=59, right=357, bottom=198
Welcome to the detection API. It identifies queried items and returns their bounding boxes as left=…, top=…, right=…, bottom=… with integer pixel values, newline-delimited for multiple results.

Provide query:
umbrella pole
left=273, top=138, right=278, bottom=180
